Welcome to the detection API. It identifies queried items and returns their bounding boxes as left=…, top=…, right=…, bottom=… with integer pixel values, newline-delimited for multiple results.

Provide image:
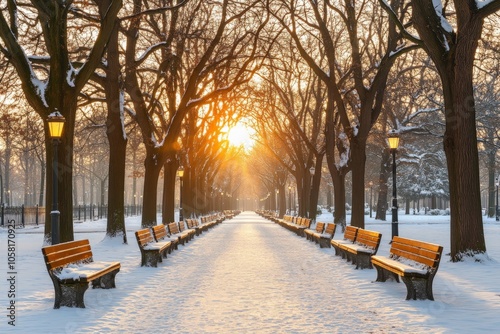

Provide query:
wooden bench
left=135, top=228, right=172, bottom=267
left=315, top=223, right=337, bottom=248
left=152, top=224, right=178, bottom=251
left=178, top=220, right=196, bottom=240
left=186, top=219, right=202, bottom=236
left=41, top=239, right=120, bottom=308
left=168, top=222, right=191, bottom=245
left=371, top=236, right=443, bottom=300
left=305, top=222, right=325, bottom=242
left=337, top=228, right=382, bottom=269
left=284, top=217, right=312, bottom=237
left=331, top=225, right=358, bottom=256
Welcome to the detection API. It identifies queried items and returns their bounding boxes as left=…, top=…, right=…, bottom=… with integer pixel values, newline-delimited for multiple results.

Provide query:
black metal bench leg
left=402, top=277, right=434, bottom=300
left=92, top=269, right=120, bottom=289
left=58, top=282, right=89, bottom=308
left=142, top=251, right=161, bottom=267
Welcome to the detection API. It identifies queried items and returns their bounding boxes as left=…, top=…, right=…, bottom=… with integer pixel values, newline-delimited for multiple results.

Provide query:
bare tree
left=381, top=0, right=500, bottom=261
left=0, top=0, right=122, bottom=243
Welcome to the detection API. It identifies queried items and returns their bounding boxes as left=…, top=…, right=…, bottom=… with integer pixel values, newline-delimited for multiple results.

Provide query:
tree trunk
left=333, top=174, right=346, bottom=231
left=349, top=137, right=367, bottom=228
left=487, top=142, right=496, bottom=218
left=411, top=1, right=487, bottom=260
left=162, top=158, right=178, bottom=224
left=309, top=155, right=324, bottom=221
left=104, top=22, right=127, bottom=242
left=38, top=161, right=45, bottom=206
left=141, top=151, right=162, bottom=228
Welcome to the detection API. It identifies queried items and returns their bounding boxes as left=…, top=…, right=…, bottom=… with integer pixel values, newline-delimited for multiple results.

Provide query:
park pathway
left=71, top=212, right=435, bottom=333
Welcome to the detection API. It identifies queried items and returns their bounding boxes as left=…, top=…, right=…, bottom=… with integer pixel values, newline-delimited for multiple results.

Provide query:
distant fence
left=0, top=204, right=143, bottom=227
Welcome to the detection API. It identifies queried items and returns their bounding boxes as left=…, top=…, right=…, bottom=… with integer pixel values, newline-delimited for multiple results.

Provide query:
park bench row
left=135, top=214, right=227, bottom=267
left=258, top=211, right=443, bottom=300
left=40, top=212, right=233, bottom=308
left=257, top=212, right=313, bottom=237
left=330, top=225, right=442, bottom=300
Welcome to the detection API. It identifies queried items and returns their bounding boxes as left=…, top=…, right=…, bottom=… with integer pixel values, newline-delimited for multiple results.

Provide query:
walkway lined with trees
left=1, top=1, right=500, bottom=262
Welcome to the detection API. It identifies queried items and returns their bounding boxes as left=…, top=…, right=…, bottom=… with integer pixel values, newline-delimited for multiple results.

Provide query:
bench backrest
left=343, top=226, right=358, bottom=242
left=303, top=218, right=312, bottom=228
left=390, top=236, right=443, bottom=270
left=324, top=223, right=336, bottom=236
left=315, top=222, right=325, bottom=233
left=178, top=221, right=186, bottom=232
left=42, top=239, right=93, bottom=271
left=168, top=222, right=180, bottom=234
left=152, top=225, right=168, bottom=241
left=135, top=228, right=154, bottom=247
left=355, top=229, right=382, bottom=253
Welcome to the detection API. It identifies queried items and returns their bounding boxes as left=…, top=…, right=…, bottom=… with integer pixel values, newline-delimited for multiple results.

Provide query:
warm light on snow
left=4, top=212, right=500, bottom=332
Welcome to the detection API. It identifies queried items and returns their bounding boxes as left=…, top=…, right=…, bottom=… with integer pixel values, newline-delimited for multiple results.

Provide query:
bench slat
left=42, top=241, right=94, bottom=270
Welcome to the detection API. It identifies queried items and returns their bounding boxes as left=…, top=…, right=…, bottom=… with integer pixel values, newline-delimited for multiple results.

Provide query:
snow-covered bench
left=186, top=219, right=201, bottom=236
left=152, top=224, right=178, bottom=251
left=168, top=222, right=192, bottom=245
left=135, top=228, right=173, bottom=267
left=178, top=220, right=196, bottom=240
left=315, top=223, right=337, bottom=248
left=41, top=239, right=120, bottom=308
left=337, top=228, right=382, bottom=269
left=280, top=216, right=312, bottom=237
left=371, top=236, right=443, bottom=300
left=330, top=225, right=359, bottom=256
left=304, top=222, right=325, bottom=242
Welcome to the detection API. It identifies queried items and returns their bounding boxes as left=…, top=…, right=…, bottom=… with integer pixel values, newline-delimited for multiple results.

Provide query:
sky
left=1, top=211, right=500, bottom=333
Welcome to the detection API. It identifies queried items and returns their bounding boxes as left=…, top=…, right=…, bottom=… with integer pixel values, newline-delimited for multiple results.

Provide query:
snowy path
left=11, top=211, right=493, bottom=333
left=60, top=212, right=435, bottom=333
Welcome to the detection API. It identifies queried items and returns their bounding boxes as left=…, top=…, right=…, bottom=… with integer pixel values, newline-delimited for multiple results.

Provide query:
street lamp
left=47, top=111, right=65, bottom=245
left=177, top=166, right=184, bottom=221
left=388, top=129, right=400, bottom=240
left=496, top=177, right=499, bottom=221
left=369, top=181, right=373, bottom=218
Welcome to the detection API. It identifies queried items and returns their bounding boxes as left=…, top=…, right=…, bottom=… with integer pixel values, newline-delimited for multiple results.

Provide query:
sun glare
left=227, top=123, right=255, bottom=151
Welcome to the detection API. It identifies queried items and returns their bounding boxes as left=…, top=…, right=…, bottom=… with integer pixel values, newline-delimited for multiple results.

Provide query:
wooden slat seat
left=135, top=228, right=172, bottom=267
left=186, top=219, right=202, bottom=236
left=41, top=239, right=120, bottom=308
left=337, top=229, right=382, bottom=269
left=305, top=222, right=325, bottom=241
left=152, top=224, right=179, bottom=251
left=331, top=226, right=359, bottom=256
left=371, top=236, right=443, bottom=300
left=168, top=222, right=191, bottom=245
left=315, top=223, right=337, bottom=248
left=178, top=220, right=196, bottom=240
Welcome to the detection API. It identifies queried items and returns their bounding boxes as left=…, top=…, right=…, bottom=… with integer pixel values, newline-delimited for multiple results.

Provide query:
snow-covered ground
left=1, top=211, right=500, bottom=333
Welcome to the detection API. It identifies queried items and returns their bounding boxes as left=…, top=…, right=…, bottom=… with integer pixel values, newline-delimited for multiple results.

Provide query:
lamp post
left=47, top=111, right=65, bottom=245
left=177, top=166, right=184, bottom=221
left=388, top=130, right=400, bottom=239
left=496, top=177, right=499, bottom=221
left=369, top=181, right=373, bottom=218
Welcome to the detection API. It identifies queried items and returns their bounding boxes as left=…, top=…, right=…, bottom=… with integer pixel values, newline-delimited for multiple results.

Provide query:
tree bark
left=162, top=158, right=178, bottom=224
left=410, top=0, right=491, bottom=260
left=104, top=19, right=127, bottom=242
left=349, top=136, right=367, bottom=228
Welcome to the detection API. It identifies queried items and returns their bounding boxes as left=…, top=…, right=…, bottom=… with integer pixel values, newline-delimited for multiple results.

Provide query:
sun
left=227, top=123, right=255, bottom=151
